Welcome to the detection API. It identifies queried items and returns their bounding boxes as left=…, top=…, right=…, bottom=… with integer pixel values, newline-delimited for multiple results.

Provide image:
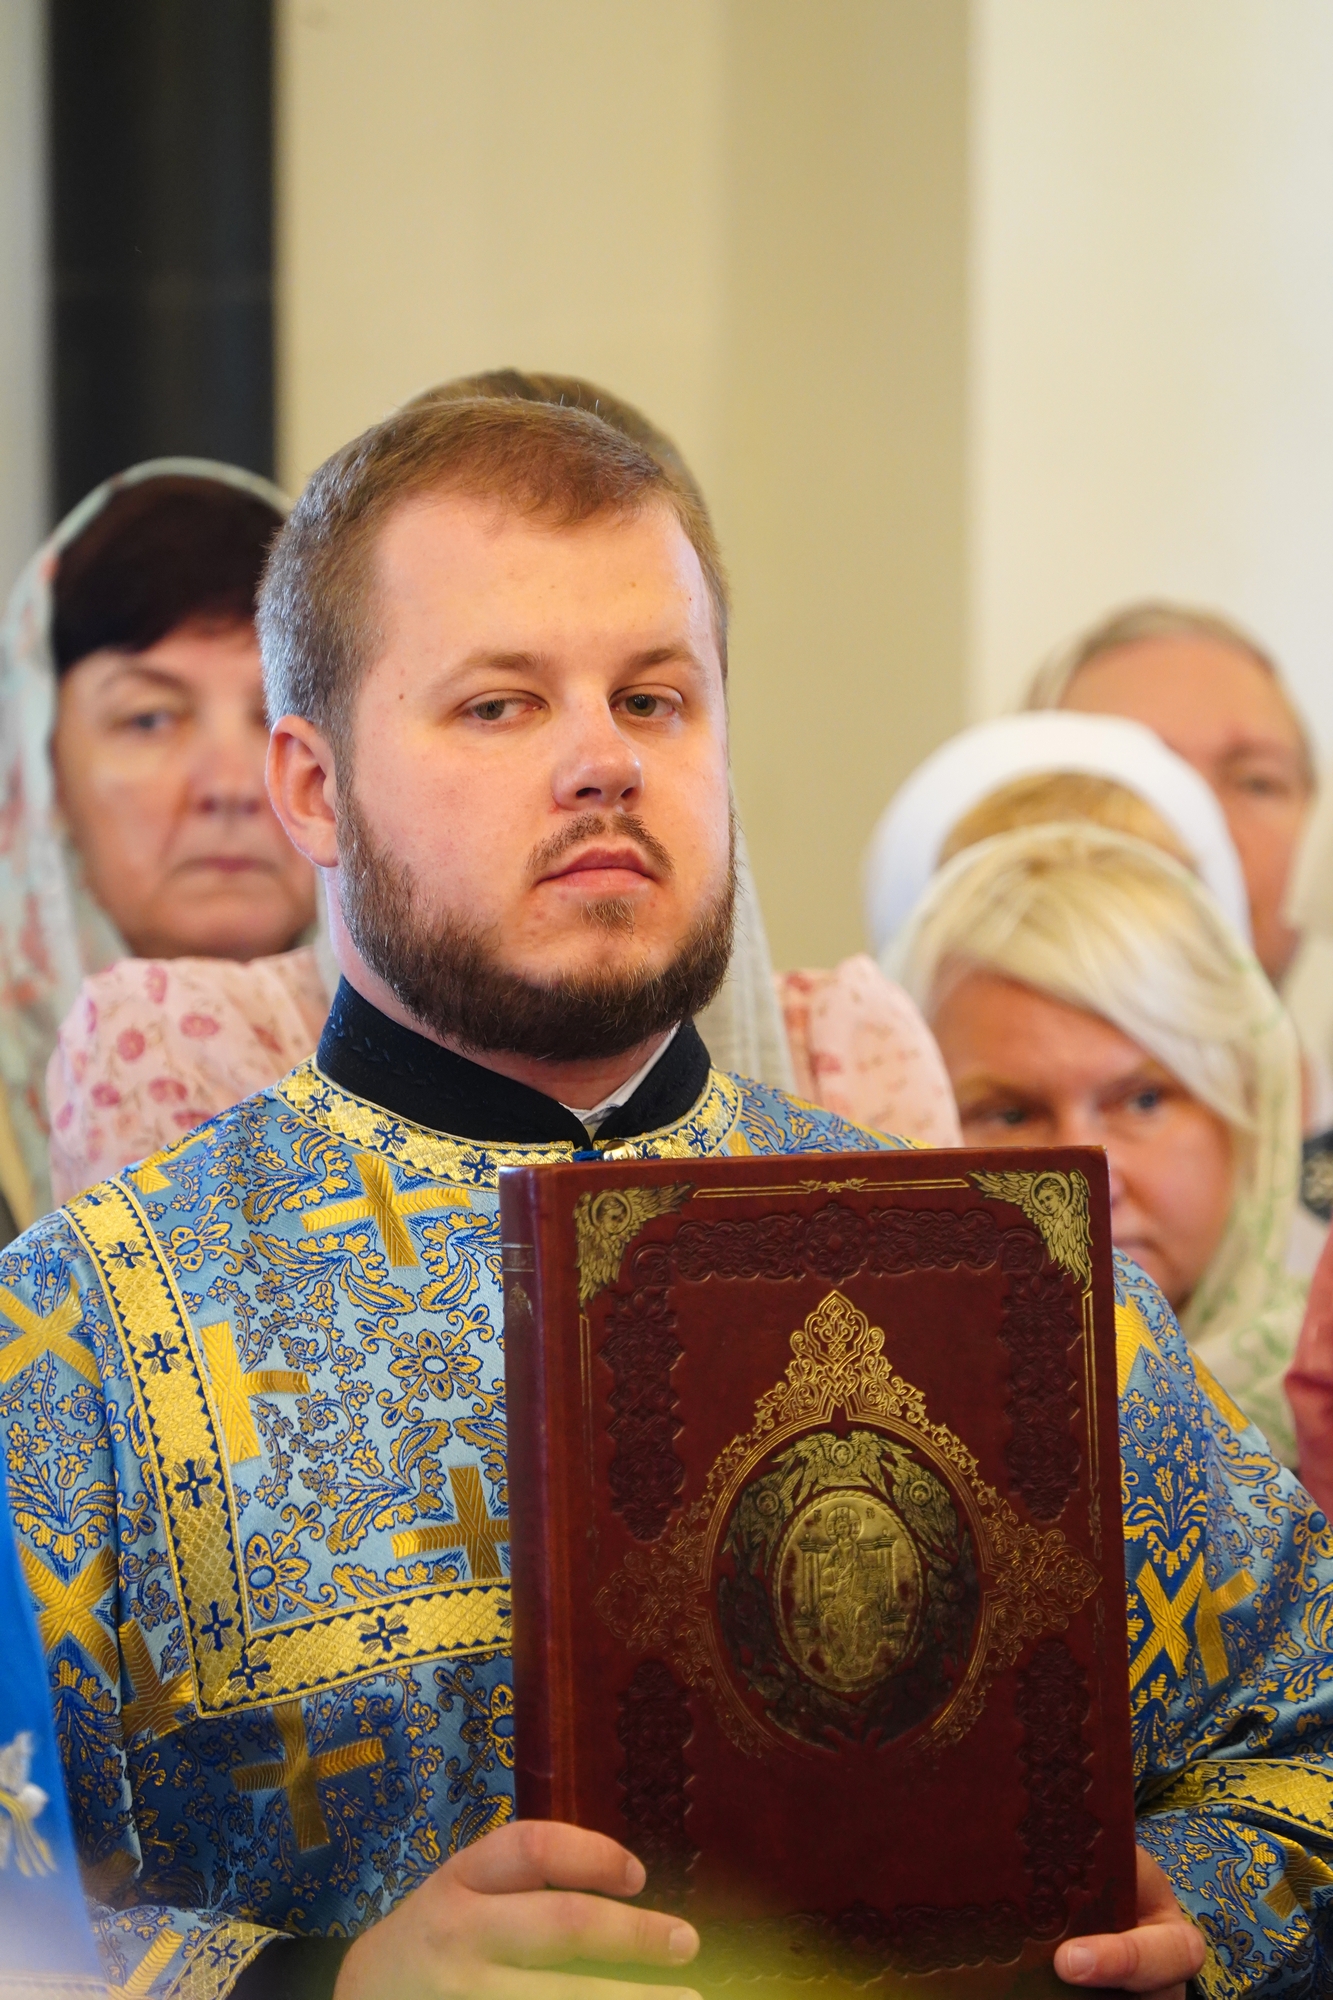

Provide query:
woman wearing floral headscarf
left=0, top=459, right=321, bottom=1234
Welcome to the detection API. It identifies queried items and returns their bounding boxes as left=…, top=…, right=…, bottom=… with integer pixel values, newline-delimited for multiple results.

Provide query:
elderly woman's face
left=52, top=622, right=316, bottom=961
left=931, top=969, right=1234, bottom=1310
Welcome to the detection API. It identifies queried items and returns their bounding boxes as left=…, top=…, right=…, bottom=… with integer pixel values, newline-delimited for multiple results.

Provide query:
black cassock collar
left=316, top=978, right=713, bottom=1147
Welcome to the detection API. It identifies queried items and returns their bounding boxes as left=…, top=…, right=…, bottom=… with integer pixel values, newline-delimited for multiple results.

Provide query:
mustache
left=527, top=812, right=675, bottom=882
left=336, top=786, right=735, bottom=1065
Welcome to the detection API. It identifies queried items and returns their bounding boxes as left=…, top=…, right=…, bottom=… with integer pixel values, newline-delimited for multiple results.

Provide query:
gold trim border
left=67, top=1181, right=509, bottom=1716
left=276, top=1060, right=743, bottom=1184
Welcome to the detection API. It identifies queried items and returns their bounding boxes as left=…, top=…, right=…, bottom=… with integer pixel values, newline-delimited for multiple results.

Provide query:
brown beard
left=336, top=790, right=736, bottom=1064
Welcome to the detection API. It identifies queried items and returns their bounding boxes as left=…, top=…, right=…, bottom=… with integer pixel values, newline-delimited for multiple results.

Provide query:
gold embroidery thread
left=199, top=1320, right=309, bottom=1465
left=19, top=1544, right=118, bottom=1681
left=120, top=1618, right=194, bottom=1739
left=393, top=1465, right=507, bottom=1576
left=232, top=1700, right=385, bottom=1851
left=301, top=1152, right=473, bottom=1267
left=0, top=1282, right=93, bottom=1388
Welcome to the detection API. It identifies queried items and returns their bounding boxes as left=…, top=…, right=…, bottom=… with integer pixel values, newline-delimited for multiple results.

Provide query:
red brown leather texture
left=500, top=1148, right=1135, bottom=1994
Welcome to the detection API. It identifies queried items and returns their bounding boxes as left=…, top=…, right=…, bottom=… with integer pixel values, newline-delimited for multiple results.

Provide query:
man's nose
left=550, top=706, right=642, bottom=811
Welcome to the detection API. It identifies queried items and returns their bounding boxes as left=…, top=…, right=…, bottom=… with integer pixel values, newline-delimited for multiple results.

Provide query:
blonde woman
left=891, top=822, right=1307, bottom=1463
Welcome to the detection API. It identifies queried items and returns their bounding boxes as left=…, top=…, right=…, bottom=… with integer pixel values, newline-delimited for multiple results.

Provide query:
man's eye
left=1128, top=1087, right=1163, bottom=1113
left=470, top=699, right=513, bottom=722
left=122, top=709, right=175, bottom=734
left=997, top=1106, right=1028, bottom=1127
left=620, top=693, right=671, bottom=718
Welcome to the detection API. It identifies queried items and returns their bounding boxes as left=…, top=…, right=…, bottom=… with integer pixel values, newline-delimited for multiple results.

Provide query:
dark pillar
left=49, top=1, right=274, bottom=518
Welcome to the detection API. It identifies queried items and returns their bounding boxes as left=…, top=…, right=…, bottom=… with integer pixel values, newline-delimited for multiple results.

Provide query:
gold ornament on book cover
left=595, top=1288, right=1097, bottom=1758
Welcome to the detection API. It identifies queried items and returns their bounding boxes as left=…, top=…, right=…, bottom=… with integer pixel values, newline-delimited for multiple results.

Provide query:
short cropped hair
left=260, top=397, right=729, bottom=742
left=55, top=475, right=283, bottom=674
left=1025, top=599, right=1315, bottom=787
left=405, top=368, right=708, bottom=512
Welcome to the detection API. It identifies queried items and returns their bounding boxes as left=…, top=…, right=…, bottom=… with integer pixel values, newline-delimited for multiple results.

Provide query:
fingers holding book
left=333, top=1819, right=701, bottom=2000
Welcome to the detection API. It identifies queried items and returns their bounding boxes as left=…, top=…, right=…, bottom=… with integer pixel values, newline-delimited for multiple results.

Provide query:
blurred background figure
left=1026, top=605, right=1333, bottom=1203
left=0, top=460, right=318, bottom=1235
left=776, top=957, right=961, bottom=1147
left=809, top=709, right=1256, bottom=1150
left=1288, top=1226, right=1333, bottom=1512
left=1027, top=604, right=1314, bottom=986
left=864, top=711, right=1253, bottom=958
left=893, top=822, right=1308, bottom=1464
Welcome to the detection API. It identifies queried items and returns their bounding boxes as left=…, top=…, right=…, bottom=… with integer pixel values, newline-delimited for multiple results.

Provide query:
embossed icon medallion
left=596, top=1289, right=1099, bottom=1760
left=777, top=1488, right=920, bottom=1692
left=715, top=1428, right=979, bottom=1747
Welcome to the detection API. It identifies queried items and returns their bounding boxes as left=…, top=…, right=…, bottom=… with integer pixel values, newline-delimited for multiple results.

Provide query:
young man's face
left=278, top=490, right=732, bottom=1027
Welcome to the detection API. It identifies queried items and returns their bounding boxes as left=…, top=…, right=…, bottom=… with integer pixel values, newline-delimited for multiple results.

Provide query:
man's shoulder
left=1112, top=1248, right=1286, bottom=1462
left=0, top=1201, right=95, bottom=1287
left=721, top=1071, right=909, bottom=1157
left=51, top=1064, right=319, bottom=1242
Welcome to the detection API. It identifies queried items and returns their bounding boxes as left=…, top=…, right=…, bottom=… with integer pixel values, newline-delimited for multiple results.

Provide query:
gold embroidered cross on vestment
left=19, top=1543, right=118, bottom=1680
left=393, top=1464, right=507, bottom=1577
left=232, top=1699, right=384, bottom=1850
left=199, top=1320, right=309, bottom=1464
left=1130, top=1551, right=1255, bottom=1688
left=0, top=1281, right=94, bottom=1387
left=301, top=1153, right=471, bottom=1266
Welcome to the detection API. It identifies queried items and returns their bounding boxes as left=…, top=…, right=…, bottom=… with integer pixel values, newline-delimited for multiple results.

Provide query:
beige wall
left=717, top=2, right=968, bottom=964
left=969, top=0, right=1333, bottom=753
left=276, top=0, right=969, bottom=966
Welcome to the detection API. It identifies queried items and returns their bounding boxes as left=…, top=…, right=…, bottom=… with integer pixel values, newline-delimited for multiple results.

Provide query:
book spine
left=499, top=1167, right=555, bottom=1822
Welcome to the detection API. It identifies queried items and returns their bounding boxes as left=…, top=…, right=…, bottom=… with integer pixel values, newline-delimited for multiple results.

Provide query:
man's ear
left=267, top=715, right=341, bottom=870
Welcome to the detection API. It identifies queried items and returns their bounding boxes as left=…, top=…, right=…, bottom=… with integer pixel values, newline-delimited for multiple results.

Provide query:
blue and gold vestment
left=1, top=1055, right=1332, bottom=1996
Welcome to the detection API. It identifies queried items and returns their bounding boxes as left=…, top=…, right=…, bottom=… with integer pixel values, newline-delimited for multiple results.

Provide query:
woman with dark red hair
left=0, top=459, right=322, bottom=1234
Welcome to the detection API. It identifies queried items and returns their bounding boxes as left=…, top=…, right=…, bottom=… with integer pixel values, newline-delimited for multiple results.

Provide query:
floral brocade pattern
left=1, top=1064, right=1332, bottom=1992
left=0, top=1063, right=898, bottom=1996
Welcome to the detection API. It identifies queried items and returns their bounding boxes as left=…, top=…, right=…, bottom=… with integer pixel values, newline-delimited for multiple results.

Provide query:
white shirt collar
left=559, top=1024, right=680, bottom=1136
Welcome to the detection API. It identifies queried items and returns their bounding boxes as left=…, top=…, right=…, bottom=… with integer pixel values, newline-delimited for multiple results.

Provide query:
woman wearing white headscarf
left=0, top=458, right=323, bottom=1231
left=775, top=710, right=1256, bottom=1153
left=891, top=822, right=1307, bottom=1463
left=863, top=710, right=1252, bottom=958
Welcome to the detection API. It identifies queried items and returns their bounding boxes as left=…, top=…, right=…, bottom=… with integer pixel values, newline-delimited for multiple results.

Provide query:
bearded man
left=3, top=399, right=1331, bottom=2000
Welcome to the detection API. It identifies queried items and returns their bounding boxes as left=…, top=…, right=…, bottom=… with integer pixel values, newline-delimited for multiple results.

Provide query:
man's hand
left=1054, top=1846, right=1205, bottom=1997
left=333, top=1819, right=700, bottom=2000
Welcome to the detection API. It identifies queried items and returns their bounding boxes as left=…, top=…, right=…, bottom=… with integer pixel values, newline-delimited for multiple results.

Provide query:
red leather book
left=500, top=1147, right=1135, bottom=1995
